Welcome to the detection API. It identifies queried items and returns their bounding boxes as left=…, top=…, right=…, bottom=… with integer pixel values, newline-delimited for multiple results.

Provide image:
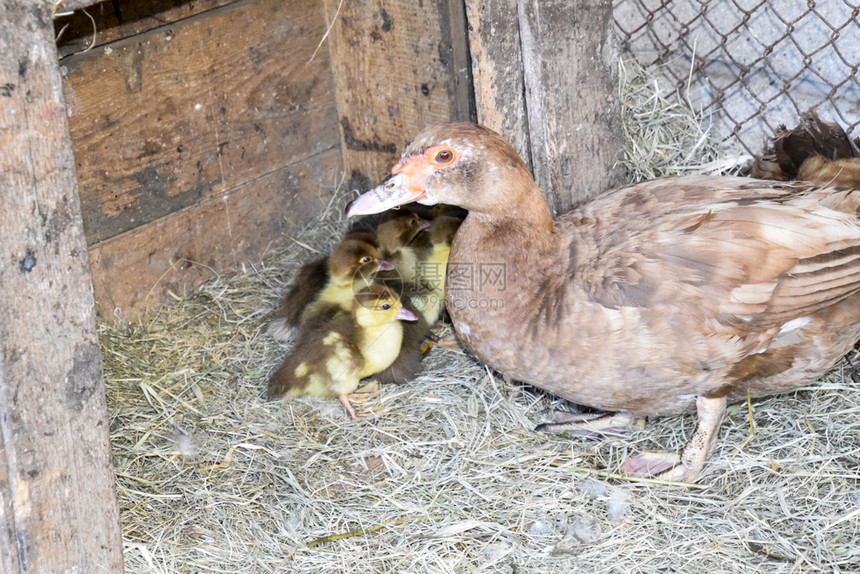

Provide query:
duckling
left=267, top=283, right=418, bottom=418
left=408, top=214, right=462, bottom=326
left=268, top=237, right=393, bottom=341
left=375, top=209, right=432, bottom=287
left=364, top=210, right=435, bottom=384
left=373, top=213, right=464, bottom=382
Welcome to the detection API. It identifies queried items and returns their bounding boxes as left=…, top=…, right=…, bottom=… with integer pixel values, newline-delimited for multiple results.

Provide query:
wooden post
left=467, top=0, right=625, bottom=214
left=323, top=0, right=474, bottom=192
left=464, top=0, right=533, bottom=171
left=0, top=2, right=124, bottom=572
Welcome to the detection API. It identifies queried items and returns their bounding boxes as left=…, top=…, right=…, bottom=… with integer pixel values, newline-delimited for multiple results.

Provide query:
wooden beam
left=54, top=0, right=237, bottom=58
left=63, top=0, right=339, bottom=245
left=518, top=0, right=625, bottom=213
left=51, top=0, right=103, bottom=13
left=0, top=2, right=123, bottom=572
left=89, top=148, right=342, bottom=320
left=323, top=0, right=474, bottom=191
left=464, top=0, right=532, bottom=170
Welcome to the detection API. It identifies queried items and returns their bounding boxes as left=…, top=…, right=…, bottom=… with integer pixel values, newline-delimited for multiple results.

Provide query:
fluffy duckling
left=267, top=284, right=418, bottom=418
left=408, top=214, right=462, bottom=326
left=375, top=209, right=432, bottom=287
left=374, top=213, right=464, bottom=382
left=268, top=237, right=392, bottom=341
left=371, top=209, right=443, bottom=384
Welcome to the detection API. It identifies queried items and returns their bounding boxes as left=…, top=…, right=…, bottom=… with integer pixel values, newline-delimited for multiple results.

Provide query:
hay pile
left=100, top=58, right=860, bottom=573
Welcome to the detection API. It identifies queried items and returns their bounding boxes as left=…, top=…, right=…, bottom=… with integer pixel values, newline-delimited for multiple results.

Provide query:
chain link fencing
left=613, top=0, right=860, bottom=154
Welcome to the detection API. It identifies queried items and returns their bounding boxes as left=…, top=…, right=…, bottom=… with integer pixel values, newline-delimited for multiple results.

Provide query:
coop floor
left=99, top=197, right=859, bottom=573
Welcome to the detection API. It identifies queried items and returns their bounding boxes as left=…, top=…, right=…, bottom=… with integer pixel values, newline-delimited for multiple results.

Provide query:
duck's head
left=376, top=210, right=431, bottom=255
left=329, top=239, right=394, bottom=284
left=346, top=123, right=535, bottom=217
left=353, top=284, right=418, bottom=327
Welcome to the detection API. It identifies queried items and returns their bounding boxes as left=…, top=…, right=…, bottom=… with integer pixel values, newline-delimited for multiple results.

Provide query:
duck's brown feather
left=445, top=172, right=860, bottom=415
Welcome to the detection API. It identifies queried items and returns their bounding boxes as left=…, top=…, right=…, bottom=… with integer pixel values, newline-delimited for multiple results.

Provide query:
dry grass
left=100, top=58, right=860, bottom=573
left=617, top=57, right=751, bottom=180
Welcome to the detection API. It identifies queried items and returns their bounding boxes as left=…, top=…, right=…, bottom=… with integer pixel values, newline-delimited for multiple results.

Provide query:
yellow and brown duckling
left=363, top=209, right=433, bottom=384
left=267, top=283, right=418, bottom=418
left=408, top=214, right=462, bottom=326
left=268, top=236, right=393, bottom=341
left=375, top=209, right=432, bottom=287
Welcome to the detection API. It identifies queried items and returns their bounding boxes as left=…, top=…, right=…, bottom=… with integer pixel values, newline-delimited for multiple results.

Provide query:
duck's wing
left=571, top=177, right=860, bottom=338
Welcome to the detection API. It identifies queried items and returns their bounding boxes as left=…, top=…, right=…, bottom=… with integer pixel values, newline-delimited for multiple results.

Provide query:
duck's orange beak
left=346, top=155, right=433, bottom=217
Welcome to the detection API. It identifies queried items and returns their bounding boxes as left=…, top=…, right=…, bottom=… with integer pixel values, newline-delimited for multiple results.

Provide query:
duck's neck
left=470, top=179, right=556, bottom=240
left=446, top=181, right=561, bottom=368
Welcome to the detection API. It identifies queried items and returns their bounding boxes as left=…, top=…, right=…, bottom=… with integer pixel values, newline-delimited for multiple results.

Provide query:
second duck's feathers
left=753, top=111, right=860, bottom=189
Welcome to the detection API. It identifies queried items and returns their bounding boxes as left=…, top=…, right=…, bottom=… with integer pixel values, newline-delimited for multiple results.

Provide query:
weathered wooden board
left=55, top=0, right=237, bottom=58
left=89, top=148, right=342, bottom=319
left=464, top=0, right=532, bottom=170
left=0, top=2, right=123, bottom=572
left=52, top=0, right=104, bottom=13
left=62, top=0, right=339, bottom=244
left=322, top=0, right=474, bottom=191
left=518, top=0, right=625, bottom=213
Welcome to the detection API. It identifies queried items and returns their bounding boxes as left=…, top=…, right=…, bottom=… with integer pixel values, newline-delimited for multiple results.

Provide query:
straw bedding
left=100, top=58, right=860, bottom=573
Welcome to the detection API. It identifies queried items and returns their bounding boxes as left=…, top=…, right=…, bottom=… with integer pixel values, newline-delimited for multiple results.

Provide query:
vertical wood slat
left=323, top=0, right=474, bottom=192
left=519, top=0, right=625, bottom=213
left=464, top=0, right=532, bottom=170
left=0, top=2, right=123, bottom=573
left=466, top=0, right=625, bottom=214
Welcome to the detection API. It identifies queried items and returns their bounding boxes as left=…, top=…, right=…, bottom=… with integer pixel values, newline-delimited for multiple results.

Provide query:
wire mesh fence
left=613, top=0, right=860, bottom=155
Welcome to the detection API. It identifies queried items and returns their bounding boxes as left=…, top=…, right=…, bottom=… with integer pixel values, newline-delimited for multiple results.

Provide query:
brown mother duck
left=346, top=122, right=860, bottom=483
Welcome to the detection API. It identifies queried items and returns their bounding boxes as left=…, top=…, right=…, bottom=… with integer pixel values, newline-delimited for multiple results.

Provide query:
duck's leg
left=342, top=381, right=386, bottom=418
left=338, top=394, right=359, bottom=419
left=536, top=411, right=645, bottom=438
left=621, top=395, right=727, bottom=483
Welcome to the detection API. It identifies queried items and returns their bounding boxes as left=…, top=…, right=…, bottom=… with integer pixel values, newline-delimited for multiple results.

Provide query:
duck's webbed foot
left=536, top=411, right=645, bottom=438
left=338, top=394, right=359, bottom=419
left=620, top=395, right=727, bottom=483
left=339, top=381, right=387, bottom=419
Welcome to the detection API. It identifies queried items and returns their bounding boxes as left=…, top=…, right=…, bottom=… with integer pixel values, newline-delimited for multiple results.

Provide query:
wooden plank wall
left=55, top=0, right=236, bottom=58
left=0, top=2, right=123, bottom=571
left=61, top=0, right=342, bottom=319
left=322, top=0, right=474, bottom=192
left=466, top=0, right=625, bottom=214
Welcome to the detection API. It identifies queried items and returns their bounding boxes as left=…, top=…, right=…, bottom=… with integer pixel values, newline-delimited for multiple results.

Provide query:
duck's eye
left=380, top=303, right=392, bottom=310
left=361, top=256, right=372, bottom=264
left=433, top=148, right=455, bottom=165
